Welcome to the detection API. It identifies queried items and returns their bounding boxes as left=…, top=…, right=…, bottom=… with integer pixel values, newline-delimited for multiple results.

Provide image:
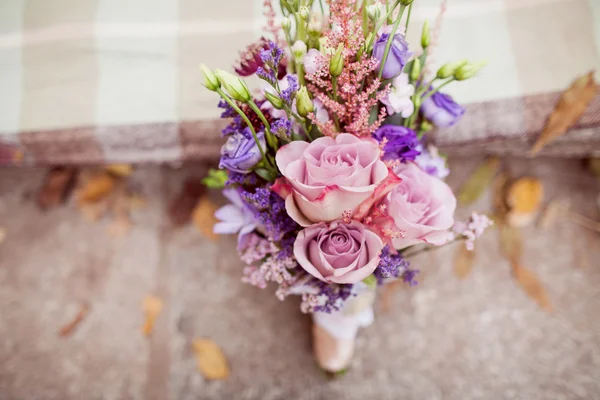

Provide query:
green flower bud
left=421, top=20, right=430, bottom=48
left=366, top=4, right=382, bottom=22
left=292, top=40, right=307, bottom=63
left=298, top=6, right=310, bottom=21
left=454, top=60, right=487, bottom=81
left=410, top=58, right=421, bottom=81
left=400, top=0, right=414, bottom=5
left=308, top=13, right=324, bottom=35
left=436, top=60, right=467, bottom=79
left=199, top=64, right=220, bottom=91
left=420, top=120, right=433, bottom=132
left=296, top=86, right=314, bottom=117
left=330, top=43, right=344, bottom=77
left=281, top=17, right=292, bottom=32
left=214, top=69, right=251, bottom=102
left=264, top=91, right=284, bottom=110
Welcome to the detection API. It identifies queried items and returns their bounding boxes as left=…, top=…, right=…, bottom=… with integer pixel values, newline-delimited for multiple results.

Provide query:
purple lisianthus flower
left=219, top=127, right=266, bottom=174
left=214, top=188, right=257, bottom=249
left=414, top=145, right=450, bottom=179
left=373, top=30, right=413, bottom=79
left=420, top=91, right=465, bottom=128
left=372, top=125, right=421, bottom=162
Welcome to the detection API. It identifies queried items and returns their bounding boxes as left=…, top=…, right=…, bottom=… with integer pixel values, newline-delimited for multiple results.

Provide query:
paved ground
left=0, top=158, right=599, bottom=400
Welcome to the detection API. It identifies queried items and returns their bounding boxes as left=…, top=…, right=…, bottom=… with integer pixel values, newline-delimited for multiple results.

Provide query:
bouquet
left=201, top=0, right=491, bottom=373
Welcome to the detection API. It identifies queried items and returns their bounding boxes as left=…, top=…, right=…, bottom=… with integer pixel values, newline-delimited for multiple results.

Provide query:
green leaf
left=362, top=274, right=377, bottom=288
left=254, top=168, right=277, bottom=182
left=458, top=157, right=500, bottom=206
left=202, top=169, right=228, bottom=189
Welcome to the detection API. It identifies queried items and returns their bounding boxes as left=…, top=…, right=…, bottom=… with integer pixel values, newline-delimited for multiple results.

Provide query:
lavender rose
left=273, top=133, right=388, bottom=226
left=219, top=127, right=266, bottom=174
left=420, top=91, right=465, bottom=128
left=294, top=221, right=384, bottom=284
left=373, top=31, right=413, bottom=79
left=372, top=125, right=421, bottom=162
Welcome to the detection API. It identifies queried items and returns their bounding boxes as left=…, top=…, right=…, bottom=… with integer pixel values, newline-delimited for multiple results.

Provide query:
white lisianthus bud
left=281, top=17, right=292, bottom=32
left=214, top=69, right=252, bottom=102
left=366, top=4, right=383, bottom=22
left=308, top=13, right=325, bottom=35
left=264, top=91, right=284, bottom=110
left=199, top=64, right=220, bottom=91
left=292, top=40, right=308, bottom=63
left=298, top=6, right=310, bottom=21
left=330, top=43, right=344, bottom=77
left=296, top=86, right=314, bottom=117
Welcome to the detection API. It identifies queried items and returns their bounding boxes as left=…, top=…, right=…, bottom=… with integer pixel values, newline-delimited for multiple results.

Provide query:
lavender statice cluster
left=374, top=246, right=419, bottom=286
left=256, top=40, right=284, bottom=86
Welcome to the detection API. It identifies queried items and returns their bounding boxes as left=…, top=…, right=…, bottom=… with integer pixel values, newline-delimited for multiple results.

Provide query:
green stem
left=365, top=0, right=401, bottom=51
left=362, top=1, right=369, bottom=38
left=248, top=101, right=278, bottom=151
left=331, top=78, right=342, bottom=131
left=216, top=89, right=271, bottom=169
left=295, top=13, right=307, bottom=42
left=421, top=78, right=454, bottom=102
left=296, top=62, right=306, bottom=86
left=377, top=5, right=406, bottom=79
left=404, top=3, right=413, bottom=31
left=402, top=237, right=464, bottom=259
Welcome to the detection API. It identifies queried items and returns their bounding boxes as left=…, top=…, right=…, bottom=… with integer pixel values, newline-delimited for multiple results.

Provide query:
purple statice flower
left=373, top=29, right=413, bottom=79
left=218, top=100, right=244, bottom=137
left=420, top=91, right=465, bottom=128
left=312, top=282, right=355, bottom=313
left=279, top=75, right=299, bottom=107
left=271, top=118, right=293, bottom=139
left=414, top=145, right=450, bottom=179
left=234, top=38, right=287, bottom=80
left=218, top=99, right=237, bottom=119
left=240, top=187, right=299, bottom=242
left=214, top=188, right=257, bottom=248
left=225, top=171, right=259, bottom=187
left=257, top=66, right=276, bottom=86
left=372, top=125, right=421, bottom=162
left=219, top=127, right=265, bottom=174
left=374, top=246, right=417, bottom=285
left=260, top=40, right=284, bottom=69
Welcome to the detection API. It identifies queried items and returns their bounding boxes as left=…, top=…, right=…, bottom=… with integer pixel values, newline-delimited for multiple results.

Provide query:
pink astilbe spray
left=422, top=0, right=447, bottom=77
left=262, top=0, right=284, bottom=46
left=306, top=0, right=389, bottom=137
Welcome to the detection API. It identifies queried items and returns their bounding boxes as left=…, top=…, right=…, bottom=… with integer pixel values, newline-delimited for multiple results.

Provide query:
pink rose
left=385, top=162, right=456, bottom=249
left=294, top=221, right=384, bottom=284
left=274, top=134, right=388, bottom=226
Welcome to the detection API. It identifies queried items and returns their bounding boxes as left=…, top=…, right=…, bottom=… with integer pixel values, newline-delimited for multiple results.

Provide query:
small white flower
left=381, top=73, right=415, bottom=118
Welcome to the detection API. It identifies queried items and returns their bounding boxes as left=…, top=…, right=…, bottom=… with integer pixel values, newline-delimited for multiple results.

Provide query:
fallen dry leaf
left=168, top=179, right=206, bottom=226
left=492, top=172, right=510, bottom=218
left=511, top=262, right=553, bottom=311
left=192, top=196, right=219, bottom=241
left=59, top=303, right=89, bottom=337
left=453, top=245, right=475, bottom=279
left=507, top=177, right=544, bottom=227
left=106, top=164, right=133, bottom=177
left=77, top=173, right=116, bottom=204
left=538, top=200, right=569, bottom=229
left=458, top=158, right=500, bottom=206
left=37, top=167, right=78, bottom=210
left=499, top=224, right=523, bottom=264
left=530, top=71, right=599, bottom=156
left=193, top=339, right=230, bottom=380
left=588, top=158, right=600, bottom=178
left=78, top=201, right=110, bottom=222
left=0, top=227, right=6, bottom=244
left=142, top=296, right=163, bottom=337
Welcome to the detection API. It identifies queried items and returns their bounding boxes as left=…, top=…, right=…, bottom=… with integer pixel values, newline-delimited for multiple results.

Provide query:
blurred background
left=1, top=0, right=600, bottom=399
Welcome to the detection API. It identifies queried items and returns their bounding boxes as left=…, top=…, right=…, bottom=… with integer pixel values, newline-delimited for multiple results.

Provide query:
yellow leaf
left=453, top=245, right=475, bottom=279
left=511, top=262, right=552, bottom=311
left=77, top=173, right=116, bottom=204
left=193, top=339, right=230, bottom=380
left=530, top=71, right=599, bottom=156
left=506, top=178, right=544, bottom=227
left=106, top=164, right=133, bottom=177
left=192, top=197, right=219, bottom=241
left=142, top=296, right=163, bottom=337
left=458, top=158, right=500, bottom=206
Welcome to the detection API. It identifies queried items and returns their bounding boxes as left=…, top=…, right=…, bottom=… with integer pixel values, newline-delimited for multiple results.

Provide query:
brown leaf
left=59, top=303, right=89, bottom=337
left=77, top=173, right=116, bottom=204
left=192, top=196, right=219, bottom=241
left=168, top=179, right=206, bottom=226
left=530, top=71, right=599, bottom=156
left=0, top=227, right=5, bottom=244
left=588, top=158, right=600, bottom=179
left=37, top=167, right=78, bottom=210
left=193, top=339, right=230, bottom=380
left=506, top=177, right=544, bottom=227
left=142, top=296, right=163, bottom=337
left=511, top=262, right=553, bottom=311
left=499, top=224, right=523, bottom=264
left=453, top=245, right=475, bottom=279
left=106, top=164, right=133, bottom=177
left=458, top=158, right=500, bottom=206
